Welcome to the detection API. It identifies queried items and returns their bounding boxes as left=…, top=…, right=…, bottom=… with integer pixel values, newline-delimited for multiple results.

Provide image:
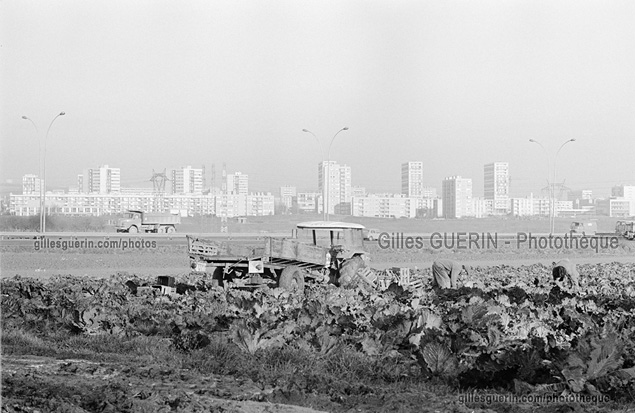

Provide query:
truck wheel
left=129, top=226, right=139, bottom=233
left=278, top=266, right=305, bottom=294
left=167, top=226, right=176, bottom=233
left=338, top=256, right=365, bottom=288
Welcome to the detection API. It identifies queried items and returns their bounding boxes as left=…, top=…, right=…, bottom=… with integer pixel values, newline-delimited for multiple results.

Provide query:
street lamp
left=302, top=127, right=349, bottom=221
left=22, top=112, right=66, bottom=233
left=553, top=139, right=576, bottom=233
left=302, top=129, right=326, bottom=220
left=325, top=127, right=349, bottom=221
left=529, top=139, right=552, bottom=232
left=529, top=138, right=576, bottom=234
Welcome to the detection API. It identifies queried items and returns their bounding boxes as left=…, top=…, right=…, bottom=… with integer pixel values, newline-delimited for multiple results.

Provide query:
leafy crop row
left=2, top=262, right=635, bottom=400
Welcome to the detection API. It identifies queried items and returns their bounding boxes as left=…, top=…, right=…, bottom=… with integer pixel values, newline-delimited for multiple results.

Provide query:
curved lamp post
left=529, top=139, right=552, bottom=231
left=325, top=127, right=349, bottom=221
left=303, top=127, right=349, bottom=221
left=22, top=112, right=66, bottom=233
left=529, top=138, right=576, bottom=234
left=302, top=129, right=326, bottom=220
left=552, top=139, right=576, bottom=233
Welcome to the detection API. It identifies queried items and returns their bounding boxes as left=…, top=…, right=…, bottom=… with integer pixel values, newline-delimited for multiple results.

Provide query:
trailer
left=570, top=220, right=597, bottom=235
left=116, top=210, right=181, bottom=233
left=187, top=221, right=370, bottom=293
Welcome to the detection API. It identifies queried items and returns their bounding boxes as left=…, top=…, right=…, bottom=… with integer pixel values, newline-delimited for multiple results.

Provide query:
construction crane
left=150, top=169, right=169, bottom=212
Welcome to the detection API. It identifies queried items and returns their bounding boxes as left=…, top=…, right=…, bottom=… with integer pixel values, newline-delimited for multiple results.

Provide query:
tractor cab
left=296, top=221, right=367, bottom=261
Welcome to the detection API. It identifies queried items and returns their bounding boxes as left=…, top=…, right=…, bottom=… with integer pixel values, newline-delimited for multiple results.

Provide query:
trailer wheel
left=278, top=266, right=305, bottom=294
left=338, top=256, right=365, bottom=288
left=129, top=226, right=139, bottom=233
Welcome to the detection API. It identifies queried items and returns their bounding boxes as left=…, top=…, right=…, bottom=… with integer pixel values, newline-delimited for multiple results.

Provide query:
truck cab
left=616, top=221, right=635, bottom=240
left=116, top=210, right=180, bottom=233
left=117, top=210, right=143, bottom=233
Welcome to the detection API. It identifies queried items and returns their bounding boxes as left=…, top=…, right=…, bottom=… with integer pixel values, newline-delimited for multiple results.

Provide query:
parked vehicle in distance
left=615, top=220, right=635, bottom=240
left=363, top=228, right=381, bottom=241
left=570, top=220, right=597, bottom=235
left=116, top=210, right=181, bottom=233
left=187, top=221, right=370, bottom=293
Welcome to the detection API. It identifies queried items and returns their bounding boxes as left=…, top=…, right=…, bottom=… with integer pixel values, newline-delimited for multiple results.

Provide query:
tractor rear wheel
left=211, top=267, right=225, bottom=287
left=338, top=256, right=365, bottom=288
left=278, top=266, right=305, bottom=294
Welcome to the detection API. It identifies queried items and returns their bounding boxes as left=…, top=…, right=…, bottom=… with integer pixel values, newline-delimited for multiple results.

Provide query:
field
left=0, top=213, right=622, bottom=235
left=2, top=216, right=635, bottom=412
left=3, top=260, right=635, bottom=412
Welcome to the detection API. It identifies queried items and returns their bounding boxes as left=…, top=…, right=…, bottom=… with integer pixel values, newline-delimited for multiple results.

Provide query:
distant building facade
left=226, top=172, right=249, bottom=195
left=421, top=186, right=437, bottom=199
left=401, top=161, right=424, bottom=198
left=442, top=176, right=473, bottom=218
left=171, top=166, right=204, bottom=195
left=351, top=194, right=417, bottom=218
left=279, top=186, right=297, bottom=209
left=605, top=185, right=635, bottom=217
left=318, top=161, right=352, bottom=214
left=484, top=162, right=509, bottom=214
left=22, top=174, right=42, bottom=195
left=351, top=186, right=366, bottom=198
left=296, top=192, right=319, bottom=213
left=509, top=194, right=575, bottom=217
left=351, top=193, right=441, bottom=219
left=9, top=191, right=274, bottom=218
left=78, top=165, right=121, bottom=194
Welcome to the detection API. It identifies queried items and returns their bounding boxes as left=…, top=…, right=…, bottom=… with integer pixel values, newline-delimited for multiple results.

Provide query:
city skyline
left=10, top=159, right=632, bottom=202
left=10, top=163, right=634, bottom=218
left=2, top=1, right=634, bottom=198
left=2, top=138, right=632, bottom=199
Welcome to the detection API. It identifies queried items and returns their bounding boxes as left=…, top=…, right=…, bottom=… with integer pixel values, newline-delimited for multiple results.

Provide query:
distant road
left=0, top=232, right=290, bottom=247
left=0, top=231, right=626, bottom=248
left=0, top=232, right=290, bottom=239
left=2, top=231, right=631, bottom=279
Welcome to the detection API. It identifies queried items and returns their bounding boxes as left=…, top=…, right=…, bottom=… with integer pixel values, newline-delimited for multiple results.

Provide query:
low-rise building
left=351, top=194, right=413, bottom=218
left=296, top=192, right=319, bottom=213
left=596, top=198, right=635, bottom=218
left=9, top=191, right=275, bottom=218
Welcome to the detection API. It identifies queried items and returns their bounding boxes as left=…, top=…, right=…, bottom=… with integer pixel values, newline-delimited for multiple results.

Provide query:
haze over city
left=1, top=1, right=634, bottom=198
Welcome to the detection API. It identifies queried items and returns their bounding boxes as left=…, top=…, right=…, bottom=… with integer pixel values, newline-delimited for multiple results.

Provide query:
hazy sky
left=1, top=0, right=634, bottom=197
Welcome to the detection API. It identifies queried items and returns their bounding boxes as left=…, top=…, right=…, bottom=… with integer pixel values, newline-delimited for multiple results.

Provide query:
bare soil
left=5, top=354, right=626, bottom=413
left=1, top=355, right=330, bottom=413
